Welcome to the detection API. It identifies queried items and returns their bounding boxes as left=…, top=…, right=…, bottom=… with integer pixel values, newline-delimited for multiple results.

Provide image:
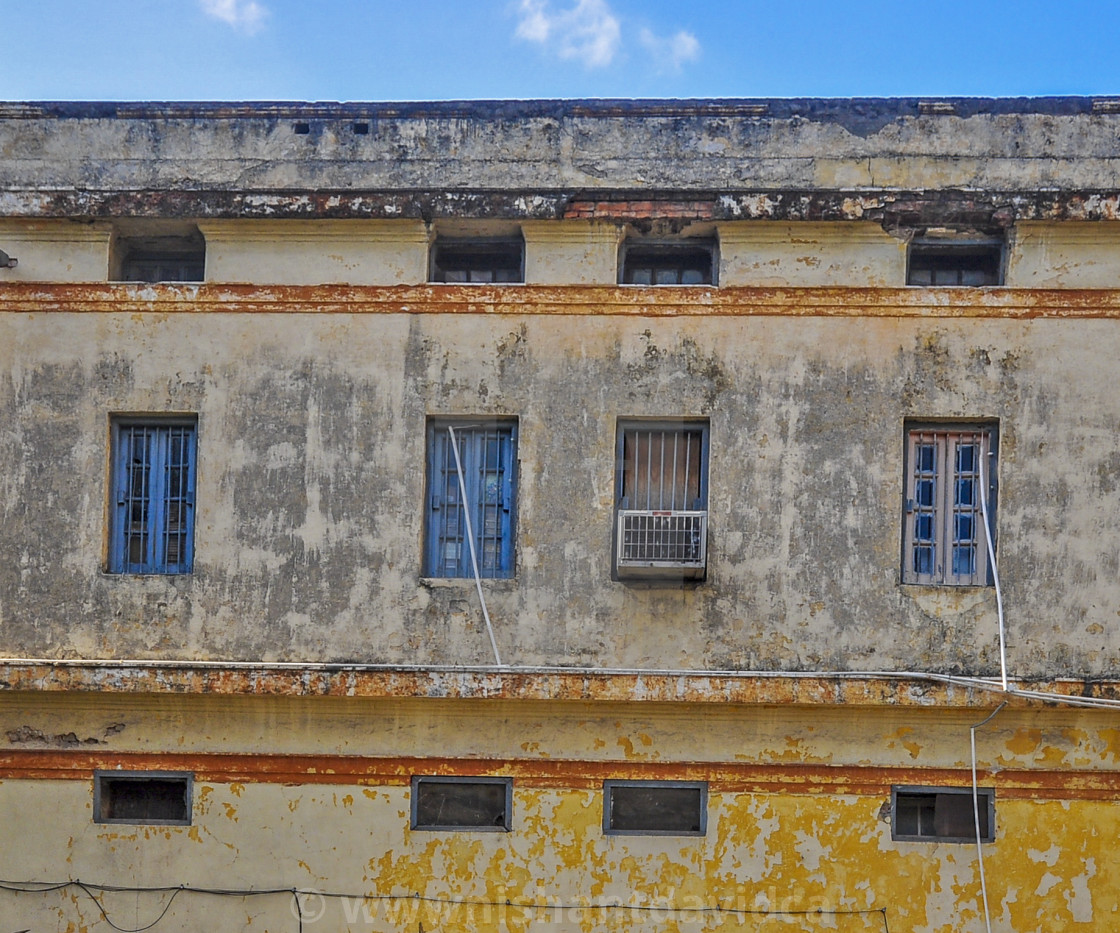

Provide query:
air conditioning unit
left=616, top=510, right=707, bottom=579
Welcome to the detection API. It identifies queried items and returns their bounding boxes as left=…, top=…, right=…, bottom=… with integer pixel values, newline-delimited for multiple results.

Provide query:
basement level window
left=892, top=786, right=994, bottom=843
left=411, top=776, right=512, bottom=831
left=621, top=241, right=715, bottom=285
left=907, top=240, right=1003, bottom=286
left=94, top=771, right=192, bottom=825
left=430, top=238, right=524, bottom=283
left=603, top=780, right=707, bottom=835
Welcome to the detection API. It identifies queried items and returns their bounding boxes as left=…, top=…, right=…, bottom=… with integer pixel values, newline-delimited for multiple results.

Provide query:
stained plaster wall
left=2, top=296, right=1119, bottom=677
left=1, top=693, right=1118, bottom=932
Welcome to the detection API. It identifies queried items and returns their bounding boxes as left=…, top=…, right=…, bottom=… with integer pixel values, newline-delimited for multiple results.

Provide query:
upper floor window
left=109, top=417, right=197, bottom=574
left=621, top=241, right=716, bottom=285
left=907, top=238, right=1003, bottom=286
left=429, top=238, right=524, bottom=283
left=615, top=420, right=709, bottom=580
left=425, top=420, right=517, bottom=578
left=113, top=225, right=206, bottom=283
left=902, top=423, right=996, bottom=586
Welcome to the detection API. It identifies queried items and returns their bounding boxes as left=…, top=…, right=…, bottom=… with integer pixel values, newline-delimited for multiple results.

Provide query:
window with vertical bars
left=902, top=424, right=996, bottom=586
left=425, top=420, right=517, bottom=578
left=615, top=421, right=709, bottom=576
left=109, top=418, right=197, bottom=574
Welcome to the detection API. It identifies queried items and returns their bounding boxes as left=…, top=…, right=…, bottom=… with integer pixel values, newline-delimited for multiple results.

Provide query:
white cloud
left=200, top=0, right=268, bottom=34
left=638, top=27, right=701, bottom=73
left=515, top=0, right=622, bottom=69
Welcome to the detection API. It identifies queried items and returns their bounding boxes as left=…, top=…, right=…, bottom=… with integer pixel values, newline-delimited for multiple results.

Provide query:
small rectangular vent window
left=621, top=243, right=715, bottom=285
left=430, top=239, right=524, bottom=283
left=604, top=781, right=707, bottom=835
left=411, top=777, right=512, bottom=831
left=892, top=786, right=994, bottom=843
left=908, top=241, right=1003, bottom=286
left=95, top=772, right=192, bottom=825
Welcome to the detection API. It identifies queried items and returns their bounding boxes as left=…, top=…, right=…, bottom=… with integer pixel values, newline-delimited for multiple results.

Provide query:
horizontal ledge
left=4, top=283, right=1120, bottom=318
left=1, top=660, right=1117, bottom=708
left=1, top=751, right=1115, bottom=797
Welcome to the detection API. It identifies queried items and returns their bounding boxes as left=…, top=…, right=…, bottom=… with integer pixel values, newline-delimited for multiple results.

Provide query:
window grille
left=109, top=419, right=197, bottom=574
left=903, top=425, right=995, bottom=586
left=615, top=422, right=709, bottom=578
left=426, top=421, right=517, bottom=578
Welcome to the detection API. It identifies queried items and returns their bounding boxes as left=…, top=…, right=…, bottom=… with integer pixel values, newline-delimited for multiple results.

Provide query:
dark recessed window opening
left=892, top=787, right=994, bottom=843
left=352, top=122, right=370, bottom=135
left=908, top=241, right=1003, bottom=286
left=116, top=227, right=206, bottom=283
left=293, top=122, right=311, bottom=135
left=411, top=777, right=512, bottom=831
left=430, top=239, right=524, bottom=283
left=603, top=781, right=707, bottom=835
left=621, top=244, right=715, bottom=285
left=95, top=772, right=192, bottom=825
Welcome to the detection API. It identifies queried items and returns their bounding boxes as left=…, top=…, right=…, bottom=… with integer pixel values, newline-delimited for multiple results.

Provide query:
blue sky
left=3, top=0, right=1119, bottom=102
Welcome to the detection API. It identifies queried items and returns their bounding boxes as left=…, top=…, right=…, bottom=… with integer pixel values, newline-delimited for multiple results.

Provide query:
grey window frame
left=94, top=770, right=193, bottom=825
left=902, top=421, right=997, bottom=587
left=602, top=780, right=708, bottom=836
left=410, top=776, right=513, bottom=832
left=891, top=785, right=995, bottom=843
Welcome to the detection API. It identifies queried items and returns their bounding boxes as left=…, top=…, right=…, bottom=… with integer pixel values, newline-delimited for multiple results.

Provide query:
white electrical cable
left=970, top=702, right=1006, bottom=933
left=977, top=446, right=1009, bottom=691
left=447, top=425, right=503, bottom=667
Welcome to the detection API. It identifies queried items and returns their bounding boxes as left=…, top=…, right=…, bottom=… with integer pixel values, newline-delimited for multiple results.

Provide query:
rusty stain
left=3, top=750, right=1119, bottom=799
left=2, top=282, right=1120, bottom=319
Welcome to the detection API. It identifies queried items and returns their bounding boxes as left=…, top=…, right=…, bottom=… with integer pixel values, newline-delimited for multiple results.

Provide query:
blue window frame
left=109, top=418, right=197, bottom=574
left=902, top=424, right=996, bottom=586
left=425, top=420, right=517, bottom=578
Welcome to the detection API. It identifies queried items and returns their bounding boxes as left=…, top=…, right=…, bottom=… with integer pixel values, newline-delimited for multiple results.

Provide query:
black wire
left=73, top=881, right=182, bottom=933
left=2, top=878, right=892, bottom=930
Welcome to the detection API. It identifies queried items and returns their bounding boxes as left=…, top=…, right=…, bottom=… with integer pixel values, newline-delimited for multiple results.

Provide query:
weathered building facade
left=1, top=98, right=1119, bottom=931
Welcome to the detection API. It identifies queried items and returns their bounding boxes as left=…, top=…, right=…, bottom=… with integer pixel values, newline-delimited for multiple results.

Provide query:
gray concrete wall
left=3, top=99, right=1120, bottom=212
